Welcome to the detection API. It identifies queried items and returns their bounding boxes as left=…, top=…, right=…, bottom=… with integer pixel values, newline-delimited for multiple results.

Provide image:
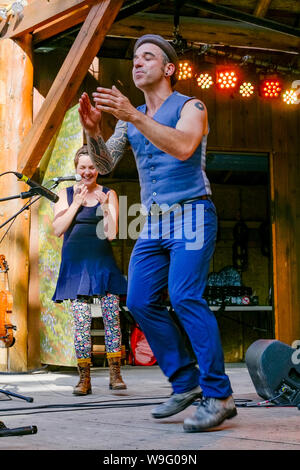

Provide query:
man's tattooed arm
left=86, top=120, right=128, bottom=175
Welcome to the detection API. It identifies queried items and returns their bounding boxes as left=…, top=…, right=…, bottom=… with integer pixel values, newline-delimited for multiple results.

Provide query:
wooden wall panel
left=0, top=36, right=33, bottom=371
left=270, top=105, right=300, bottom=345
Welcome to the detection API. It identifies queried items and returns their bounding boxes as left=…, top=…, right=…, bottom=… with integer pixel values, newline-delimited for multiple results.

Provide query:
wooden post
left=0, top=35, right=33, bottom=371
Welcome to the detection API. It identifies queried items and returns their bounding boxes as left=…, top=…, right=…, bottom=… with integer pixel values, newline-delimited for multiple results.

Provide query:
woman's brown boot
left=108, top=356, right=127, bottom=390
left=73, top=359, right=92, bottom=395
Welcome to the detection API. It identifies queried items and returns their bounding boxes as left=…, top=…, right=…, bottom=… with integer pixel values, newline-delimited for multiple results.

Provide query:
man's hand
left=92, top=86, right=138, bottom=122
left=78, top=92, right=102, bottom=136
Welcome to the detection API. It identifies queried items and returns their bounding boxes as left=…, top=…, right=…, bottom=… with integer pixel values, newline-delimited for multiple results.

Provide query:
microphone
left=52, top=174, right=82, bottom=183
left=14, top=172, right=59, bottom=203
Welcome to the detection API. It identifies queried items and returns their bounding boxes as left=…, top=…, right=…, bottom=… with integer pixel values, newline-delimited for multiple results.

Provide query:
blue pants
left=127, top=199, right=232, bottom=398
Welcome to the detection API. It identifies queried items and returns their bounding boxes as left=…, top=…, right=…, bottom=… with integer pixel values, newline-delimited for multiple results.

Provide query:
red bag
left=129, top=325, right=157, bottom=366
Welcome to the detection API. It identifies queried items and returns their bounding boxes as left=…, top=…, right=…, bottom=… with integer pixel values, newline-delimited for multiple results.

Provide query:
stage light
left=239, top=82, right=254, bottom=97
left=216, top=70, right=238, bottom=90
left=0, top=8, right=7, bottom=20
left=178, top=61, right=193, bottom=80
left=196, top=73, right=213, bottom=89
left=0, top=1, right=27, bottom=20
left=261, top=79, right=282, bottom=98
left=282, top=89, right=298, bottom=105
left=11, top=1, right=27, bottom=15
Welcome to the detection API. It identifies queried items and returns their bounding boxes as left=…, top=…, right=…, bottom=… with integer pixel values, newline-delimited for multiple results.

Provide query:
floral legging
left=71, top=293, right=122, bottom=360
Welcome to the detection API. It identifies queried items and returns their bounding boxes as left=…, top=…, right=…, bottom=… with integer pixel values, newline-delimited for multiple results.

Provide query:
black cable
left=0, top=395, right=169, bottom=411
left=0, top=171, right=16, bottom=178
left=0, top=403, right=167, bottom=418
left=0, top=392, right=298, bottom=419
left=234, top=387, right=300, bottom=408
left=0, top=396, right=170, bottom=417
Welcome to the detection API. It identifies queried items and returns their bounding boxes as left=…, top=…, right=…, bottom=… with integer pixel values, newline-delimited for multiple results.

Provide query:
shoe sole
left=152, top=394, right=202, bottom=419
left=183, top=408, right=237, bottom=432
left=72, top=389, right=92, bottom=396
left=109, top=384, right=127, bottom=390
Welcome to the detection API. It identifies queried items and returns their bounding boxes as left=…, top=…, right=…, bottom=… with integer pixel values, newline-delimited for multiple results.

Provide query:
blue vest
left=127, top=91, right=212, bottom=211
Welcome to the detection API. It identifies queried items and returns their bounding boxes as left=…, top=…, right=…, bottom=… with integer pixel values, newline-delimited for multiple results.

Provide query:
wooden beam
left=17, top=0, right=123, bottom=177
left=253, top=0, right=272, bottom=18
left=108, top=13, right=300, bottom=54
left=32, top=0, right=161, bottom=46
left=217, top=1, right=300, bottom=14
left=33, top=5, right=91, bottom=45
left=185, top=0, right=300, bottom=38
left=0, top=0, right=97, bottom=39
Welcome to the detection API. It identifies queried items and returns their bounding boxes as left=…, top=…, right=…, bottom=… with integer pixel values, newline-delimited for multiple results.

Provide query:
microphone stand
left=0, top=181, right=59, bottom=230
left=0, top=180, right=60, bottom=437
left=0, top=388, right=33, bottom=402
left=0, top=420, right=37, bottom=437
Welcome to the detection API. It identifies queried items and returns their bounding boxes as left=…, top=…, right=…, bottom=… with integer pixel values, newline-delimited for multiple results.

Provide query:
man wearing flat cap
left=78, top=34, right=236, bottom=432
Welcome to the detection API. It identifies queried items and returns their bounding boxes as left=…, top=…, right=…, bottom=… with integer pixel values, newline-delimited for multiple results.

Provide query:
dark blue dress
left=52, top=186, right=127, bottom=302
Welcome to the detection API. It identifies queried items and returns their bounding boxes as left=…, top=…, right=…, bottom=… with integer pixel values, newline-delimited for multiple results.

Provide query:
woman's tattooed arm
left=86, top=120, right=128, bottom=174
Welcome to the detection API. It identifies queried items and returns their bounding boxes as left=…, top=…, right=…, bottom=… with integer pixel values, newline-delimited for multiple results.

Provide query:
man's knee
left=169, top=290, right=206, bottom=315
left=126, top=290, right=148, bottom=317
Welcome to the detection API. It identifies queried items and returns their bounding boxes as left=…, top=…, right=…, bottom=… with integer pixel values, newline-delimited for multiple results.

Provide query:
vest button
left=152, top=192, right=157, bottom=196
left=152, top=179, right=156, bottom=184
left=150, top=166, right=155, bottom=171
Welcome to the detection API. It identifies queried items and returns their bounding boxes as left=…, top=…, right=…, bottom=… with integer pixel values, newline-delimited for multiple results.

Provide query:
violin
left=0, top=255, right=16, bottom=348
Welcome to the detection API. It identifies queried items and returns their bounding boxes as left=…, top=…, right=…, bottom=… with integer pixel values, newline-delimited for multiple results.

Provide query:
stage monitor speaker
left=245, top=339, right=300, bottom=405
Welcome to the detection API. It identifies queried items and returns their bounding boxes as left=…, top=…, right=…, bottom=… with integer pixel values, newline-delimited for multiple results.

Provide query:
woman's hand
left=73, top=184, right=88, bottom=207
left=94, top=188, right=110, bottom=207
left=94, top=189, right=118, bottom=241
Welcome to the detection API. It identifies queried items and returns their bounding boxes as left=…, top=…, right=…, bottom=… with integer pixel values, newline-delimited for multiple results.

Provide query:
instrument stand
left=0, top=371, right=36, bottom=437
left=0, top=179, right=57, bottom=436
left=0, top=420, right=37, bottom=437
left=0, top=374, right=36, bottom=436
left=0, top=387, right=33, bottom=402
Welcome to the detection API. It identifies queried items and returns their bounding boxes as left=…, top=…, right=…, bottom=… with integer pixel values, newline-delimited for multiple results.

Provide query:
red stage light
left=261, top=79, right=282, bottom=98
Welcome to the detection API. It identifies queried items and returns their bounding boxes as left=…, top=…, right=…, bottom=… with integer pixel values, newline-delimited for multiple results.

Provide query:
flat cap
left=133, top=34, right=178, bottom=65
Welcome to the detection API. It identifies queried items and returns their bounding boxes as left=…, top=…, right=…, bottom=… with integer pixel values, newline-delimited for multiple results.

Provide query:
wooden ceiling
left=25, top=0, right=300, bottom=77
left=1, top=1, right=299, bottom=74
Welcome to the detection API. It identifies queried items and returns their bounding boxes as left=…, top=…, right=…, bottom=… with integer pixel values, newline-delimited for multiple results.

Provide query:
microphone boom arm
left=0, top=181, right=59, bottom=235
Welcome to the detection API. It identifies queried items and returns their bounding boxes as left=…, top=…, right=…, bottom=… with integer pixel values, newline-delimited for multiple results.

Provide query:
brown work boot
left=108, top=357, right=127, bottom=390
left=73, top=359, right=92, bottom=395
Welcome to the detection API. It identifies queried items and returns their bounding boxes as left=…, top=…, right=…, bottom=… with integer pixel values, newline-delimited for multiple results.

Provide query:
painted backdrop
left=39, top=105, right=82, bottom=366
